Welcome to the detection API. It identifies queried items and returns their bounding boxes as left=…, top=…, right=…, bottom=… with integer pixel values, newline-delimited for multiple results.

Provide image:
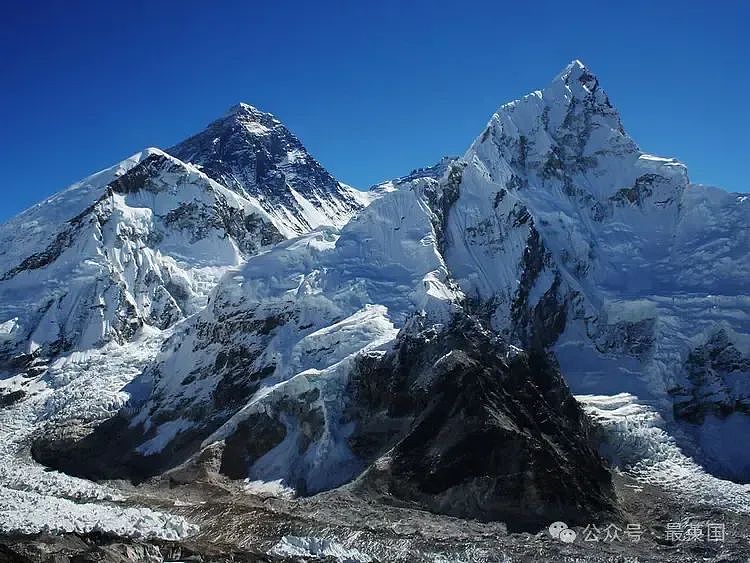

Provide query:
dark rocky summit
left=169, top=103, right=365, bottom=234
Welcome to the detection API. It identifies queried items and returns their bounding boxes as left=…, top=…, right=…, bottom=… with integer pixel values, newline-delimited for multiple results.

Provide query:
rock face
left=672, top=328, right=750, bottom=424
left=169, top=103, right=371, bottom=237
left=37, top=311, right=618, bottom=531
left=348, top=313, right=616, bottom=530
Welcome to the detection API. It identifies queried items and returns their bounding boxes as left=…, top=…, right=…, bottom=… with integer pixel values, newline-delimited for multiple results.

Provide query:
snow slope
left=0, top=104, right=375, bottom=536
left=0, top=149, right=283, bottom=372
left=122, top=176, right=460, bottom=492
left=0, top=101, right=375, bottom=375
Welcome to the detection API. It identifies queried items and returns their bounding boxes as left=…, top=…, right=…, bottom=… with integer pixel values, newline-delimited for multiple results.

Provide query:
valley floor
left=1, top=472, right=748, bottom=562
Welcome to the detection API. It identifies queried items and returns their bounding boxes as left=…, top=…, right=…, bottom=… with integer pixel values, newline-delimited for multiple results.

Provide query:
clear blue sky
left=1, top=0, right=748, bottom=221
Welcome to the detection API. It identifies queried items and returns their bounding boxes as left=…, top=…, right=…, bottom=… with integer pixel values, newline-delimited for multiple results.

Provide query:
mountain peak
left=555, top=59, right=587, bottom=78
left=168, top=102, right=367, bottom=237
left=491, top=59, right=620, bottom=137
left=227, top=101, right=259, bottom=113
left=548, top=58, right=601, bottom=98
left=224, top=102, right=274, bottom=120
left=466, top=59, right=640, bottom=200
left=215, top=102, right=281, bottom=137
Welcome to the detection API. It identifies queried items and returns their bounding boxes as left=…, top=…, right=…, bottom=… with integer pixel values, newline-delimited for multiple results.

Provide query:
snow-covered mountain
left=39, top=169, right=617, bottom=529
left=169, top=103, right=371, bottom=236
left=1, top=60, right=749, bottom=551
left=0, top=108, right=371, bottom=377
left=448, top=60, right=750, bottom=479
left=50, top=59, right=749, bottom=497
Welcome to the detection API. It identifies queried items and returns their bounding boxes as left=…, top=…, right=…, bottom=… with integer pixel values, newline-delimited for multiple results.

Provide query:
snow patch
left=0, top=318, right=18, bottom=339
left=137, top=418, right=194, bottom=456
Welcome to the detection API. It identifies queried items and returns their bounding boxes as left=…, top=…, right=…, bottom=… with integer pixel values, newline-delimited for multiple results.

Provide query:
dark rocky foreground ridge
left=346, top=313, right=616, bottom=530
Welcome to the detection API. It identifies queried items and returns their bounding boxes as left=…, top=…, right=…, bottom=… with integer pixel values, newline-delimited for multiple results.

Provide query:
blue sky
left=1, top=0, right=747, bottom=221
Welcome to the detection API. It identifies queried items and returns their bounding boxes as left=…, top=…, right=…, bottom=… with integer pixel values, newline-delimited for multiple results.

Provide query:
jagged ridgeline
left=1, top=61, right=749, bottom=543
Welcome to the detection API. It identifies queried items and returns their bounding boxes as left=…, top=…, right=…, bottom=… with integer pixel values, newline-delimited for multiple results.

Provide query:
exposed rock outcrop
left=348, top=313, right=617, bottom=530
